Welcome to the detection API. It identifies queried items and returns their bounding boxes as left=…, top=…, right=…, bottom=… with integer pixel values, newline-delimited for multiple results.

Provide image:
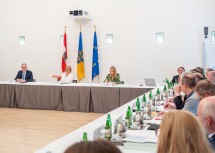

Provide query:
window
left=106, top=34, right=113, bottom=44
left=156, top=33, right=164, bottom=43
left=19, top=36, right=25, bottom=45
left=212, top=31, right=215, bottom=42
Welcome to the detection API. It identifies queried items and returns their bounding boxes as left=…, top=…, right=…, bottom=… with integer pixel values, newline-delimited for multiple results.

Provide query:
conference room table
left=34, top=86, right=164, bottom=153
left=0, top=81, right=153, bottom=113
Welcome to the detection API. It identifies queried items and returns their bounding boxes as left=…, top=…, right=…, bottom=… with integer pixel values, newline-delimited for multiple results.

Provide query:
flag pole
left=64, top=26, right=67, bottom=32
left=78, top=26, right=81, bottom=83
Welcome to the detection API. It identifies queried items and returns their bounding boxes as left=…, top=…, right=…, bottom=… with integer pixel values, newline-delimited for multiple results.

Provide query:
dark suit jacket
left=174, top=95, right=186, bottom=110
left=14, top=70, right=33, bottom=82
left=171, top=75, right=179, bottom=84
left=209, top=134, right=215, bottom=151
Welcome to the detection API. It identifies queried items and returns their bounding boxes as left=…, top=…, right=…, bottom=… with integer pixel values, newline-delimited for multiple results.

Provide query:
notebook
left=144, top=78, right=156, bottom=86
left=123, top=135, right=148, bottom=143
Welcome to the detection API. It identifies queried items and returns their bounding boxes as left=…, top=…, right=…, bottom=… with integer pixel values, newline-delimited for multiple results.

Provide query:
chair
left=72, top=80, right=77, bottom=83
left=118, top=81, right=124, bottom=84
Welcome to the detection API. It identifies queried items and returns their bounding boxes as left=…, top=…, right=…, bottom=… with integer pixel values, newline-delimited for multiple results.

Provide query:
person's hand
left=164, top=102, right=176, bottom=110
left=174, top=84, right=181, bottom=95
left=164, top=102, right=171, bottom=109
left=20, top=79, right=26, bottom=83
left=103, top=79, right=109, bottom=83
left=52, top=75, right=58, bottom=78
left=16, top=79, right=21, bottom=82
left=16, top=79, right=26, bottom=83
left=157, top=111, right=165, bottom=117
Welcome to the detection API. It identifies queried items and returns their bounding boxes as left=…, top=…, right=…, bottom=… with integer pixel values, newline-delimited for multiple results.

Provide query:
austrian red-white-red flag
left=62, top=31, right=67, bottom=72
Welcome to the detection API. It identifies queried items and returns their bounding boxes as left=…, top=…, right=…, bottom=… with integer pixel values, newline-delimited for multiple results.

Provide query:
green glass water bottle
left=142, top=94, right=147, bottom=107
left=142, top=94, right=147, bottom=102
left=168, top=82, right=171, bottom=89
left=125, top=110, right=131, bottom=127
left=105, top=119, right=111, bottom=140
left=83, top=132, right=88, bottom=141
left=107, top=114, right=112, bottom=126
left=165, top=78, right=169, bottom=84
left=107, top=114, right=112, bottom=138
left=149, top=91, right=153, bottom=100
left=163, top=85, right=167, bottom=91
left=128, top=106, right=133, bottom=117
left=136, top=97, right=141, bottom=112
left=156, top=88, right=160, bottom=95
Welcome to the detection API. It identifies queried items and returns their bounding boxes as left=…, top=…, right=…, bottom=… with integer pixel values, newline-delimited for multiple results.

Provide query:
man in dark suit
left=15, top=63, right=33, bottom=82
left=197, top=96, right=215, bottom=151
left=171, top=67, right=185, bottom=84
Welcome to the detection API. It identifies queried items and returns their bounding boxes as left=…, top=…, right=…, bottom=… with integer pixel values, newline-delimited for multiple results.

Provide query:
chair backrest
left=72, top=80, right=77, bottom=83
left=33, top=79, right=36, bottom=82
left=118, top=81, right=124, bottom=84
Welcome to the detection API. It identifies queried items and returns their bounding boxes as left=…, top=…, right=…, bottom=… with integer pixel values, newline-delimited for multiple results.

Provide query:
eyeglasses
left=155, top=128, right=160, bottom=137
left=21, top=67, right=27, bottom=68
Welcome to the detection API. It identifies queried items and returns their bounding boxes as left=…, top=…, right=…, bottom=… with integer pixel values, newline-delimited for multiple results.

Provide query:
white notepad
left=123, top=135, right=148, bottom=143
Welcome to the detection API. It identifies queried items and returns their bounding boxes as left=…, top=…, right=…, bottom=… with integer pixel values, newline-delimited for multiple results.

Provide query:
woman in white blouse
left=52, top=66, right=73, bottom=83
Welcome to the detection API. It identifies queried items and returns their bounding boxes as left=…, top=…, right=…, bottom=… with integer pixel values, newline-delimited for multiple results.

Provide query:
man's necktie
left=22, top=72, right=25, bottom=80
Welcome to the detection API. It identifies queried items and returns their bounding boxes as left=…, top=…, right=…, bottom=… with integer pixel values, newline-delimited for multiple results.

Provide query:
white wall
left=0, top=0, right=215, bottom=83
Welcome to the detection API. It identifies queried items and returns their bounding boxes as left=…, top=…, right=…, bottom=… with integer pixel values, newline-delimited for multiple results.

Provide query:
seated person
left=198, top=96, right=215, bottom=151
left=195, top=66, right=206, bottom=78
left=64, top=139, right=121, bottom=153
left=190, top=68, right=200, bottom=73
left=194, top=72, right=205, bottom=83
left=207, top=71, right=215, bottom=82
left=157, top=111, right=213, bottom=153
left=14, top=63, right=33, bottom=82
left=103, top=66, right=120, bottom=83
left=52, top=66, right=73, bottom=83
left=206, top=68, right=214, bottom=78
left=195, top=80, right=215, bottom=100
left=164, top=72, right=200, bottom=115
left=171, top=67, right=185, bottom=84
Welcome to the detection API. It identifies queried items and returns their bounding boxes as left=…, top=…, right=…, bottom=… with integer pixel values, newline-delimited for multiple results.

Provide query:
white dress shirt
left=60, top=73, right=73, bottom=83
left=209, top=132, right=215, bottom=139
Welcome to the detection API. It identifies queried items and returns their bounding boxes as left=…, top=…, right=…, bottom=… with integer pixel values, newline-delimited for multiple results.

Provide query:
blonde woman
left=52, top=66, right=73, bottom=83
left=157, top=111, right=213, bottom=153
left=104, top=66, right=120, bottom=83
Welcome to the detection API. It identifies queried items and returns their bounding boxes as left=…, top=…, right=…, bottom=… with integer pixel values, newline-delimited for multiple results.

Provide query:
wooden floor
left=0, top=108, right=103, bottom=153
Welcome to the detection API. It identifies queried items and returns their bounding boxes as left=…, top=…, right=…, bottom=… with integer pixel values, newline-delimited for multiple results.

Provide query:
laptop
left=144, top=78, right=156, bottom=86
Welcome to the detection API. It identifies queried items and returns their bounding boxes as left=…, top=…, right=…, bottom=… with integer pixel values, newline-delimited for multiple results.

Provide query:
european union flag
left=92, top=31, right=99, bottom=80
left=77, top=31, right=85, bottom=81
